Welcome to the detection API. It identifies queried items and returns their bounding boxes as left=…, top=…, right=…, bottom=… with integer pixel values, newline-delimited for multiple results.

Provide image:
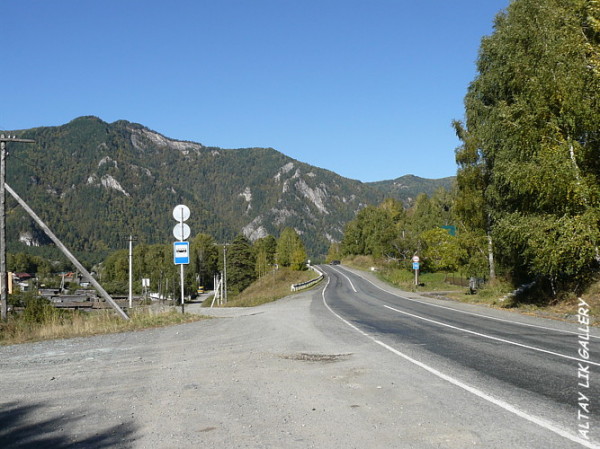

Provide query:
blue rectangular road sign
left=174, top=241, right=190, bottom=264
left=413, top=262, right=420, bottom=270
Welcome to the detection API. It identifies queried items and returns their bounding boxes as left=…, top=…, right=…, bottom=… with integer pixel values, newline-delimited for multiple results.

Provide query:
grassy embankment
left=218, top=267, right=320, bottom=308
left=342, top=255, right=600, bottom=323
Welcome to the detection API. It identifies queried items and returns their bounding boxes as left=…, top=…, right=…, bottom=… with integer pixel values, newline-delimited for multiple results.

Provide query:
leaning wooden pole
left=5, top=183, right=129, bottom=320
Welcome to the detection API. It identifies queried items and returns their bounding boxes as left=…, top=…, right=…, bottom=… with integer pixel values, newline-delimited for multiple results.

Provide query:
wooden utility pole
left=223, top=244, right=228, bottom=303
left=1, top=135, right=35, bottom=321
left=129, top=235, right=133, bottom=308
left=0, top=134, right=129, bottom=321
left=5, top=184, right=129, bottom=320
left=126, top=234, right=138, bottom=309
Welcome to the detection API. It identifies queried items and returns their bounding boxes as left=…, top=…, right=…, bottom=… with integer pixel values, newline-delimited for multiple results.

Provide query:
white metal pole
left=0, top=139, right=7, bottom=321
left=180, top=264, right=184, bottom=306
left=1, top=136, right=35, bottom=321
left=220, top=271, right=224, bottom=305
left=223, top=246, right=227, bottom=303
left=179, top=208, right=186, bottom=312
left=128, top=235, right=133, bottom=308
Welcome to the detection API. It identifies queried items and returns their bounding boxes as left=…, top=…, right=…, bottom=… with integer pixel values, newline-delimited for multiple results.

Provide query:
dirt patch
left=280, top=352, right=352, bottom=363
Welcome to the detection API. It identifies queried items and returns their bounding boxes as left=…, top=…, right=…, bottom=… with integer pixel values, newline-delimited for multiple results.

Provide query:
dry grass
left=526, top=290, right=600, bottom=323
left=581, top=281, right=600, bottom=317
left=0, top=308, right=205, bottom=346
left=342, top=255, right=378, bottom=271
left=438, top=279, right=600, bottom=325
left=223, top=268, right=319, bottom=307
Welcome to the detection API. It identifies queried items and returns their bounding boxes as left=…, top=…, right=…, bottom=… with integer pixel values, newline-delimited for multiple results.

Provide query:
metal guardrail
left=291, top=266, right=324, bottom=292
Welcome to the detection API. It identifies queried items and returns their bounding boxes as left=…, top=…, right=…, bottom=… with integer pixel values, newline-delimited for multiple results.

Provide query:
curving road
left=319, top=264, right=600, bottom=449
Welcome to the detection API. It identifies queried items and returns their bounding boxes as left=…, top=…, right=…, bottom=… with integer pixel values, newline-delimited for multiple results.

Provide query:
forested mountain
left=3, top=116, right=450, bottom=262
left=368, top=175, right=455, bottom=206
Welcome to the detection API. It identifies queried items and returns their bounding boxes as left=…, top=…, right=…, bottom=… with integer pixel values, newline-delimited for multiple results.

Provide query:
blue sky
left=1, top=0, right=509, bottom=182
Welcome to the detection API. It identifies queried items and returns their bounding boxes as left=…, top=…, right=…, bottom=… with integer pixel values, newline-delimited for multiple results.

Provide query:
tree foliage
left=190, top=233, right=219, bottom=289
left=226, top=234, right=256, bottom=294
left=96, top=230, right=302, bottom=298
left=420, top=228, right=466, bottom=273
left=254, top=235, right=277, bottom=277
left=340, top=193, right=455, bottom=269
left=454, top=0, right=600, bottom=291
left=340, top=203, right=398, bottom=258
left=276, top=228, right=308, bottom=270
left=7, top=252, right=55, bottom=275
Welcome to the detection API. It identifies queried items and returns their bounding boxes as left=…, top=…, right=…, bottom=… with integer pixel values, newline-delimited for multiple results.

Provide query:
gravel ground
left=0, top=287, right=588, bottom=449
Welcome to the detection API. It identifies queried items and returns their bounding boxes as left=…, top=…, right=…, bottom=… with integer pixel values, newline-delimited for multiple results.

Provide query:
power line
left=7, top=152, right=39, bottom=171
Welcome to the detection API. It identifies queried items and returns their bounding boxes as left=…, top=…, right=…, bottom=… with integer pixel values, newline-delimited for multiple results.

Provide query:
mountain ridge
left=4, top=116, right=454, bottom=261
left=369, top=174, right=455, bottom=205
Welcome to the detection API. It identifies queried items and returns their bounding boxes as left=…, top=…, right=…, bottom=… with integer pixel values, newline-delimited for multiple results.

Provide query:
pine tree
left=227, top=234, right=256, bottom=294
left=190, top=233, right=218, bottom=289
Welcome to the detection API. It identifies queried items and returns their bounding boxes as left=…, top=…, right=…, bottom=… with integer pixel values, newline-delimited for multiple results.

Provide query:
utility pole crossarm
left=0, top=137, right=36, bottom=144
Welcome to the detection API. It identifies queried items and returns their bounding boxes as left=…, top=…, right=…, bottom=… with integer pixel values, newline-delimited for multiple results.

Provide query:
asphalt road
left=0, top=265, right=598, bottom=448
left=320, top=264, right=600, bottom=449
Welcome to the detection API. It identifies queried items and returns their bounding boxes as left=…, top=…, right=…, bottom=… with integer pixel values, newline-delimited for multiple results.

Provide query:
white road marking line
left=328, top=266, right=357, bottom=292
left=383, top=304, right=600, bottom=367
left=341, top=267, right=600, bottom=340
left=321, top=276, right=600, bottom=449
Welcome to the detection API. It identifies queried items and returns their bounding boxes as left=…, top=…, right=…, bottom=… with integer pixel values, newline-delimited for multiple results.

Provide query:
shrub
left=21, top=296, right=60, bottom=325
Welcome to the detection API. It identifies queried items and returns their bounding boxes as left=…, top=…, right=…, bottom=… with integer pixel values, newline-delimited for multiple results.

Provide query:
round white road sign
left=173, top=204, right=190, bottom=222
left=173, top=223, right=191, bottom=241
left=412, top=255, right=420, bottom=263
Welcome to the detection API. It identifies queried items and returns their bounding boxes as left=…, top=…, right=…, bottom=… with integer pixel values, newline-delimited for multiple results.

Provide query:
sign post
left=412, top=255, right=420, bottom=286
left=173, top=241, right=190, bottom=264
left=142, top=278, right=150, bottom=301
left=173, top=204, right=191, bottom=312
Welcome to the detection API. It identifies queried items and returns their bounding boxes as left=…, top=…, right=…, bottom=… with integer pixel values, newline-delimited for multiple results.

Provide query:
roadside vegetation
left=213, top=267, right=318, bottom=308
left=0, top=295, right=204, bottom=346
left=340, top=255, right=600, bottom=324
left=330, top=1, right=600, bottom=312
left=0, top=264, right=319, bottom=345
left=2, top=227, right=313, bottom=344
left=96, top=227, right=308, bottom=299
left=6, top=225, right=309, bottom=307
left=342, top=255, right=458, bottom=292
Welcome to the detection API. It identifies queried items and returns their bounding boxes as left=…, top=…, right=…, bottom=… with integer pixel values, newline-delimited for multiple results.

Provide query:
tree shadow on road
left=0, top=401, right=137, bottom=449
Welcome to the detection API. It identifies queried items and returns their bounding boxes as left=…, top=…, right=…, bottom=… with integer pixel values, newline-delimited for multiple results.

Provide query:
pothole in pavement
left=280, top=353, right=353, bottom=363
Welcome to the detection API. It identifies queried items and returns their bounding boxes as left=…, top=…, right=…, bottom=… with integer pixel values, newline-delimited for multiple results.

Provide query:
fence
left=445, top=275, right=486, bottom=293
left=291, top=266, right=324, bottom=292
left=444, top=275, right=469, bottom=287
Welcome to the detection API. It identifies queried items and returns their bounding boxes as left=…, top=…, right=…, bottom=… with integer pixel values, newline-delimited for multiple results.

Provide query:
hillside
left=368, top=175, right=455, bottom=206
left=4, top=116, right=452, bottom=261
